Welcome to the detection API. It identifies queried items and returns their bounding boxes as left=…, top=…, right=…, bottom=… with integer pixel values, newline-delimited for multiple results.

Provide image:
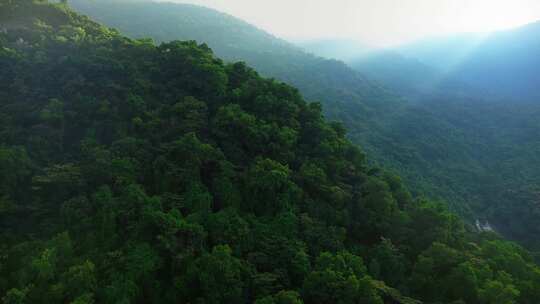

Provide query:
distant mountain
left=298, top=39, right=370, bottom=62
left=349, top=51, right=446, bottom=98
left=346, top=23, right=540, bottom=248
left=396, top=33, right=488, bottom=71
left=72, top=0, right=295, bottom=57
left=348, top=50, right=498, bottom=102
left=397, top=22, right=540, bottom=101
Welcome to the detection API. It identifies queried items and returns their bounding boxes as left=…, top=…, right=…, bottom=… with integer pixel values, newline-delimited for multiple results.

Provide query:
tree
left=302, top=251, right=382, bottom=304
left=243, top=158, right=298, bottom=216
left=369, top=238, right=407, bottom=288
left=181, top=245, right=248, bottom=304
left=479, top=279, right=520, bottom=304
left=255, top=290, right=304, bottom=304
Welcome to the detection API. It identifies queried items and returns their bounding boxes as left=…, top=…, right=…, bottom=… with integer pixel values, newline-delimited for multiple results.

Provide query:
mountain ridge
left=393, top=20, right=540, bottom=101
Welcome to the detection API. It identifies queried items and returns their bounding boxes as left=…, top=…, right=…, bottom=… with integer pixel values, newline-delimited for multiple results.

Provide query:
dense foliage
left=67, top=0, right=540, bottom=251
left=2, top=1, right=540, bottom=304
left=68, top=0, right=400, bottom=126
left=348, top=50, right=540, bottom=251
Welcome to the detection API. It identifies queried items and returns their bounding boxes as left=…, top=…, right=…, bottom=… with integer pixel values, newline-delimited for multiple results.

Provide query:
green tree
left=243, top=158, right=298, bottom=216
left=181, top=245, right=248, bottom=304
left=255, top=290, right=303, bottom=304
left=302, top=252, right=382, bottom=304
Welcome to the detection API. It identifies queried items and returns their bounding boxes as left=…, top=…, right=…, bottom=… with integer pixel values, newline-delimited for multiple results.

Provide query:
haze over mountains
left=298, top=39, right=369, bottom=63
left=311, top=21, right=540, bottom=102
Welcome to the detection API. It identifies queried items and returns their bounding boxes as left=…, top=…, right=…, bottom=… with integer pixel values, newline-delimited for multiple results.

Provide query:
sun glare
left=455, top=0, right=536, bottom=32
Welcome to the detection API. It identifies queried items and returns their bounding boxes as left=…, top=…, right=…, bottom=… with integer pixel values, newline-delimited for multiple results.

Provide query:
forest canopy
left=66, top=0, right=540, bottom=251
left=1, top=1, right=540, bottom=304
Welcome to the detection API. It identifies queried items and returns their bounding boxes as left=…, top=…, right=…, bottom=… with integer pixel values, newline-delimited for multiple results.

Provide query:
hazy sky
left=167, top=0, right=540, bottom=47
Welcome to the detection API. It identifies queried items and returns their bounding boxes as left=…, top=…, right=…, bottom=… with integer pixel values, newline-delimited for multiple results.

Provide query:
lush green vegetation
left=67, top=0, right=540, bottom=251
left=347, top=49, right=540, bottom=251
left=68, top=0, right=401, bottom=126
left=2, top=1, right=540, bottom=303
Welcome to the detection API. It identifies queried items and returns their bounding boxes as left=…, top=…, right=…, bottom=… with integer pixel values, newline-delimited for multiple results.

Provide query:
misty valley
left=1, top=0, right=540, bottom=303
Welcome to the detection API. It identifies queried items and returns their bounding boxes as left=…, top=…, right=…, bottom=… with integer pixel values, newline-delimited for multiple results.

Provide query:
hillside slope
left=67, top=0, right=465, bottom=208
left=69, top=0, right=399, bottom=117
left=68, top=0, right=540, bottom=250
left=3, top=1, right=540, bottom=303
left=346, top=26, right=540, bottom=249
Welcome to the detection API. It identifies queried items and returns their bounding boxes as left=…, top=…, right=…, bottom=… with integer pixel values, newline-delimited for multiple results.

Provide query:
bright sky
left=166, top=0, right=540, bottom=47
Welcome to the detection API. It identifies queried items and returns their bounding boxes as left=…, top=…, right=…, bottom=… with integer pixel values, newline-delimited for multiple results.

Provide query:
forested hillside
left=69, top=0, right=399, bottom=120
left=68, top=0, right=540, bottom=251
left=295, top=21, right=540, bottom=251
left=346, top=28, right=540, bottom=250
left=3, top=1, right=540, bottom=303
left=68, top=0, right=406, bottom=189
left=345, top=96, right=540, bottom=247
left=67, top=0, right=459, bottom=209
